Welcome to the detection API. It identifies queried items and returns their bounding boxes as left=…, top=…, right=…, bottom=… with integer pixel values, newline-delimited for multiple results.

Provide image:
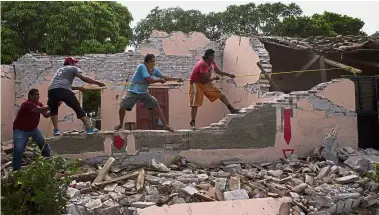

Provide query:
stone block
left=228, top=176, right=241, bottom=191
left=215, top=178, right=227, bottom=191
left=335, top=175, right=359, bottom=184
left=223, top=189, right=249, bottom=201
left=344, top=156, right=371, bottom=173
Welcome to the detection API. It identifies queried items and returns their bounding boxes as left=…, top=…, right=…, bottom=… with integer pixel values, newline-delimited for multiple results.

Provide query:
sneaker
left=190, top=120, right=196, bottom=130
left=53, top=129, right=61, bottom=136
left=87, top=127, right=99, bottom=134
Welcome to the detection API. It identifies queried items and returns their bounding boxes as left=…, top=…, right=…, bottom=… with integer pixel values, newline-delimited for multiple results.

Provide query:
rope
left=233, top=67, right=356, bottom=78
left=40, top=118, right=52, bottom=153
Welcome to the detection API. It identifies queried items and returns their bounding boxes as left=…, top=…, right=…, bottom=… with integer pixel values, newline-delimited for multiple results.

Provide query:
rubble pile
left=64, top=149, right=378, bottom=214
left=259, top=35, right=379, bottom=53
left=1, top=134, right=379, bottom=215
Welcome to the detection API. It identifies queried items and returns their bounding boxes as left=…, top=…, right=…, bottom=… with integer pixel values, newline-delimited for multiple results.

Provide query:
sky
left=119, top=1, right=379, bottom=35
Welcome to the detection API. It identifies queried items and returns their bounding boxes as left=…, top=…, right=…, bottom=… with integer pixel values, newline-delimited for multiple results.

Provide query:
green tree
left=275, top=16, right=335, bottom=37
left=82, top=90, right=101, bottom=117
left=133, top=3, right=302, bottom=43
left=372, top=31, right=379, bottom=37
left=133, top=7, right=207, bottom=45
left=276, top=12, right=365, bottom=37
left=1, top=1, right=133, bottom=64
left=134, top=3, right=367, bottom=43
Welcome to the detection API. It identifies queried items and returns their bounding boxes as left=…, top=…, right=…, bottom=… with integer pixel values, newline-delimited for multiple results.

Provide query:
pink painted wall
left=274, top=79, right=357, bottom=154
left=1, top=66, right=15, bottom=141
left=138, top=197, right=291, bottom=215
left=221, top=36, right=262, bottom=114
left=165, top=79, right=357, bottom=165
left=0, top=31, right=358, bottom=149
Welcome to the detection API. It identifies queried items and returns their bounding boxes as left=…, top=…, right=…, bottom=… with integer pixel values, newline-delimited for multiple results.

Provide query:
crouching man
left=114, top=54, right=183, bottom=131
left=12, top=89, right=52, bottom=171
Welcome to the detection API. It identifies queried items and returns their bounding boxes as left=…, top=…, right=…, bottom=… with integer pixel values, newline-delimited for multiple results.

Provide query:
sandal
left=230, top=108, right=241, bottom=114
left=114, top=125, right=123, bottom=130
left=164, top=125, right=174, bottom=132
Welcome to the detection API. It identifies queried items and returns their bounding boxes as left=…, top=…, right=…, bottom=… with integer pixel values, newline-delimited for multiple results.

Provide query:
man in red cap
left=47, top=57, right=106, bottom=136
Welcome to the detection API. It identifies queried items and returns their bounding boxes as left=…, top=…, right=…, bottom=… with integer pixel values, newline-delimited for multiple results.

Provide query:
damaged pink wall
left=1, top=66, right=15, bottom=141
left=262, top=79, right=357, bottom=161
left=164, top=79, right=358, bottom=165
left=221, top=36, right=262, bottom=114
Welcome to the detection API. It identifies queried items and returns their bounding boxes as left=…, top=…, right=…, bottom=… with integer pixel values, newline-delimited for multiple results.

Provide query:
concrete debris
left=223, top=189, right=249, bottom=200
left=2, top=140, right=379, bottom=215
left=321, top=129, right=340, bottom=164
left=149, top=159, right=169, bottom=172
left=344, top=156, right=372, bottom=174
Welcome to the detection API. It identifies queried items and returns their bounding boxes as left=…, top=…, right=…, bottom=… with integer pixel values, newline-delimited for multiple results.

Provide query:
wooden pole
left=295, top=54, right=320, bottom=77
left=324, top=58, right=362, bottom=74
left=319, top=57, right=327, bottom=82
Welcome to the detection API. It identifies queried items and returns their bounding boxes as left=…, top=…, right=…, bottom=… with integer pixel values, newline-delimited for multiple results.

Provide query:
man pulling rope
left=189, top=49, right=240, bottom=130
left=47, top=57, right=106, bottom=136
left=12, top=89, right=53, bottom=171
left=113, top=54, right=183, bottom=131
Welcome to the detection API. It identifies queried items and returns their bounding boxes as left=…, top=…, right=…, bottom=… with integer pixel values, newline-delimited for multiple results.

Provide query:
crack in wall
left=307, top=94, right=353, bottom=115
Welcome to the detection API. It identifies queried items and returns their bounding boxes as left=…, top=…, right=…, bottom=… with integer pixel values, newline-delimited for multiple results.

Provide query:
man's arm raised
left=75, top=73, right=106, bottom=87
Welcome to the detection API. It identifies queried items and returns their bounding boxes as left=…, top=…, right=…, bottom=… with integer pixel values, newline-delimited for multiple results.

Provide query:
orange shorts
left=189, top=82, right=223, bottom=107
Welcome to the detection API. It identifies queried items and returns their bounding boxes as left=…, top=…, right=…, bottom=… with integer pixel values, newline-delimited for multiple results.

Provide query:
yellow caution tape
left=234, top=67, right=356, bottom=77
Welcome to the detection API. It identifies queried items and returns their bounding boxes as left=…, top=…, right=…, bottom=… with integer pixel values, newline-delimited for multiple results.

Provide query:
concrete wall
left=1, top=65, right=15, bottom=141
left=47, top=78, right=357, bottom=166
left=1, top=31, right=271, bottom=141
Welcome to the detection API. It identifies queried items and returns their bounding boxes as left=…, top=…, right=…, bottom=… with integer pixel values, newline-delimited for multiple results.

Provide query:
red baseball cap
left=64, top=57, right=79, bottom=64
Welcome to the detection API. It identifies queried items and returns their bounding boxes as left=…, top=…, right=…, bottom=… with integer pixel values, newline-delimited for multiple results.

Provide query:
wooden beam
left=324, top=58, right=362, bottom=74
left=94, top=170, right=140, bottom=186
left=344, top=58, right=379, bottom=68
left=319, top=57, right=327, bottom=82
left=92, top=157, right=115, bottom=186
left=295, top=55, right=320, bottom=77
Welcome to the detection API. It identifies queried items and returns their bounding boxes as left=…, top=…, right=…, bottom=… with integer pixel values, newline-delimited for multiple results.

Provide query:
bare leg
left=219, top=94, right=240, bottom=113
left=51, top=115, right=59, bottom=130
left=114, top=108, right=126, bottom=130
left=191, top=107, right=198, bottom=121
left=190, top=107, right=198, bottom=129
left=155, top=105, right=168, bottom=127
left=79, top=117, right=91, bottom=130
left=219, top=94, right=231, bottom=106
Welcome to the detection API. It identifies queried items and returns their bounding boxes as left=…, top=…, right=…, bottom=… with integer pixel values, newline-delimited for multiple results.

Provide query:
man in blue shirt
left=114, top=54, right=183, bottom=131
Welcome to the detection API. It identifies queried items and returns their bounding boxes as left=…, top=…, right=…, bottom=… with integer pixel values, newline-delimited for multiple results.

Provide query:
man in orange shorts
left=189, top=49, right=240, bottom=130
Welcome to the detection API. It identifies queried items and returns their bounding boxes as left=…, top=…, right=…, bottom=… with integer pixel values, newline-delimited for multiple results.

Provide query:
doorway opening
left=136, top=87, right=169, bottom=130
left=81, top=89, right=102, bottom=130
left=349, top=75, right=379, bottom=150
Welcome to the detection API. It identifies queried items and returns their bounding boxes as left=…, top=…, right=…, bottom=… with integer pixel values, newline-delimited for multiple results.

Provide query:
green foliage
left=371, top=31, right=379, bottom=37
left=1, top=140, right=79, bottom=215
left=133, top=7, right=207, bottom=45
left=82, top=90, right=101, bottom=116
left=363, top=163, right=379, bottom=183
left=276, top=12, right=365, bottom=37
left=1, top=1, right=133, bottom=64
left=133, top=3, right=366, bottom=44
left=274, top=16, right=336, bottom=37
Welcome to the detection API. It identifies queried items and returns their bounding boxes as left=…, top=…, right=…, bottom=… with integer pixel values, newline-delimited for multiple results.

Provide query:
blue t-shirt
left=128, top=64, right=164, bottom=94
